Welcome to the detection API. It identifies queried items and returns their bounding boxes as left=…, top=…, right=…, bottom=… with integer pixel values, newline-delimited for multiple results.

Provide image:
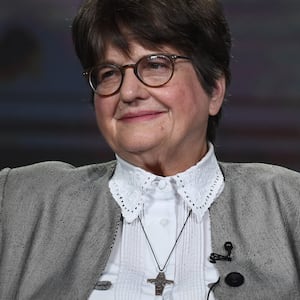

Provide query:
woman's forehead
left=102, top=41, right=178, bottom=61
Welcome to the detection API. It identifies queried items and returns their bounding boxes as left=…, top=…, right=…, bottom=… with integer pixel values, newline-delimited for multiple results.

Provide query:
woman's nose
left=119, top=69, right=148, bottom=103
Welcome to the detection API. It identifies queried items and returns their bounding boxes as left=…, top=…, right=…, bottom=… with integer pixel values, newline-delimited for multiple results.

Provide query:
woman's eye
left=99, top=69, right=117, bottom=81
left=146, top=61, right=169, bottom=70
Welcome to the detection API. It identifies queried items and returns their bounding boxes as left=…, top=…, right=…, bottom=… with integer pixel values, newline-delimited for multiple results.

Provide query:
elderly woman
left=1, top=0, right=300, bottom=299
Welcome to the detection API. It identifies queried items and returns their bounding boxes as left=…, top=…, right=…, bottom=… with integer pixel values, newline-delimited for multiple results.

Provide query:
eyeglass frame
left=83, top=53, right=192, bottom=97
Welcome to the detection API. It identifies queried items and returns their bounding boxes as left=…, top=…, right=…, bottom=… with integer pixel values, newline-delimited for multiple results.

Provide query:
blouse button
left=158, top=180, right=167, bottom=190
left=160, top=219, right=169, bottom=226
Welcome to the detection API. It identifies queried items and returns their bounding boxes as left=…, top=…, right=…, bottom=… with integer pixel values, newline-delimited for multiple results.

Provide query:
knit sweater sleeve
left=0, top=168, right=11, bottom=248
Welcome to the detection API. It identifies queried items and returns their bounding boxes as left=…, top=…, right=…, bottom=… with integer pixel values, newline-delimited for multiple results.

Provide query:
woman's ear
left=208, top=75, right=226, bottom=116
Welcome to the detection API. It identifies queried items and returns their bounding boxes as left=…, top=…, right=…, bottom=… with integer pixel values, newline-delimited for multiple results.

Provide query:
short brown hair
left=72, top=0, right=232, bottom=142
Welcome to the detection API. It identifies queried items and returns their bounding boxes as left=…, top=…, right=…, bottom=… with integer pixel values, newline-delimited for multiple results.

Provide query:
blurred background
left=1, top=0, right=300, bottom=171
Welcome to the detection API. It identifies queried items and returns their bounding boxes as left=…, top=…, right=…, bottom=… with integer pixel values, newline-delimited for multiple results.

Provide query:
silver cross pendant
left=147, top=272, right=174, bottom=296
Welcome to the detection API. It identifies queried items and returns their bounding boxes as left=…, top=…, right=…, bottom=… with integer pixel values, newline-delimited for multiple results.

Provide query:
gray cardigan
left=0, top=161, right=300, bottom=299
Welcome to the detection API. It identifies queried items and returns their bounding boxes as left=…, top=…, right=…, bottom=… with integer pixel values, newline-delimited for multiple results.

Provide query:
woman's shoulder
left=2, top=160, right=116, bottom=179
left=218, top=161, right=300, bottom=212
left=0, top=160, right=118, bottom=229
left=0, top=160, right=117, bottom=197
left=214, top=162, right=300, bottom=232
left=219, top=161, right=300, bottom=184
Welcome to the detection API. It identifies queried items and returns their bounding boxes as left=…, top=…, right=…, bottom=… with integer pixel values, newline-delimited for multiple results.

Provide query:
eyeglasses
left=83, top=54, right=191, bottom=96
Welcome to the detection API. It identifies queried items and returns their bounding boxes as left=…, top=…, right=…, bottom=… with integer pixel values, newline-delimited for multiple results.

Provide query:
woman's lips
left=118, top=111, right=166, bottom=122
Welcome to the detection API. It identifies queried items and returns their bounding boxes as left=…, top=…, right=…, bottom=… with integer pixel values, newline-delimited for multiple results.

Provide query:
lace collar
left=109, top=143, right=224, bottom=222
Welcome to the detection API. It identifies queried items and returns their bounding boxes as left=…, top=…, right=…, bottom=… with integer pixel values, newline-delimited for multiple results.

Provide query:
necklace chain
left=138, top=209, right=192, bottom=272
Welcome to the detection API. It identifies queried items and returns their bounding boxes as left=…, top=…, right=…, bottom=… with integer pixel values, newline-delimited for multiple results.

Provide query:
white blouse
left=89, top=144, right=223, bottom=300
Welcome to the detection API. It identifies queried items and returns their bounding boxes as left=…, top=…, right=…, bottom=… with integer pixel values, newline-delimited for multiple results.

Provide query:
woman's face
left=94, top=42, right=225, bottom=175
